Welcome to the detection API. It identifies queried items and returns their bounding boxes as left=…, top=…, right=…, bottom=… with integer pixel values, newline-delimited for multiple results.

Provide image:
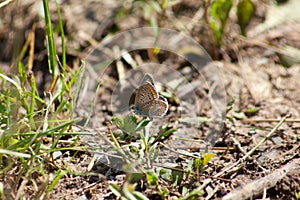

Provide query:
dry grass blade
left=0, top=0, right=14, bottom=8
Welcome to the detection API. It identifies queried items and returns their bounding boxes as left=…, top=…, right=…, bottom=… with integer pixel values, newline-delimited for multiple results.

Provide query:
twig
left=242, top=113, right=290, bottom=161
left=242, top=118, right=300, bottom=123
left=160, top=143, right=201, bottom=159
left=28, top=24, right=36, bottom=71
left=231, top=136, right=246, bottom=155
left=206, top=185, right=219, bottom=200
left=231, top=136, right=268, bottom=172
left=222, top=158, right=300, bottom=200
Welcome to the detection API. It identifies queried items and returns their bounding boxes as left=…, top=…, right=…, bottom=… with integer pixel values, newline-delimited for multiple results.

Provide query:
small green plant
left=226, top=96, right=260, bottom=123
left=237, top=0, right=255, bottom=36
left=0, top=0, right=82, bottom=198
left=146, top=170, right=170, bottom=198
left=208, top=0, right=233, bottom=47
left=207, top=0, right=255, bottom=47
left=143, top=155, right=214, bottom=200
left=110, top=115, right=176, bottom=169
left=110, top=114, right=218, bottom=199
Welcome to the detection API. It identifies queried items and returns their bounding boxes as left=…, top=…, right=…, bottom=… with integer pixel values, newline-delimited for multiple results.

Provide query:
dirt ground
left=1, top=0, right=300, bottom=199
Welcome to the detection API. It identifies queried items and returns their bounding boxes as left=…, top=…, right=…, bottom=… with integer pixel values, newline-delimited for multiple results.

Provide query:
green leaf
left=111, top=116, right=138, bottom=135
left=127, top=172, right=144, bottom=184
left=42, top=0, right=58, bottom=79
left=135, top=118, right=150, bottom=132
left=209, top=0, right=233, bottom=46
left=277, top=45, right=300, bottom=67
left=46, top=169, right=66, bottom=195
left=161, top=0, right=167, bottom=9
left=123, top=116, right=138, bottom=134
left=160, top=168, right=172, bottom=182
left=0, top=149, right=31, bottom=158
left=181, top=185, right=188, bottom=197
left=183, top=188, right=204, bottom=199
left=226, top=96, right=236, bottom=112
left=202, top=153, right=215, bottom=166
left=237, top=0, right=255, bottom=36
left=149, top=143, right=160, bottom=162
left=55, top=0, right=66, bottom=74
left=232, top=111, right=247, bottom=120
left=122, top=182, right=137, bottom=200
left=146, top=171, right=159, bottom=187
left=160, top=91, right=173, bottom=98
left=109, top=184, right=122, bottom=197
left=245, top=107, right=259, bottom=116
left=161, top=187, right=169, bottom=198
left=154, top=126, right=176, bottom=143
left=149, top=1, right=162, bottom=13
left=186, top=159, right=194, bottom=177
left=132, top=191, right=149, bottom=200
left=111, top=116, right=124, bottom=128
left=194, top=158, right=202, bottom=169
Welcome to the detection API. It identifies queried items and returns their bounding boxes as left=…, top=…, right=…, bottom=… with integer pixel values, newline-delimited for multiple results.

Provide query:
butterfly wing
left=139, top=73, right=155, bottom=86
left=129, top=74, right=155, bottom=108
left=130, top=73, right=157, bottom=108
left=148, top=96, right=168, bottom=118
left=130, top=73, right=168, bottom=119
left=130, top=82, right=158, bottom=116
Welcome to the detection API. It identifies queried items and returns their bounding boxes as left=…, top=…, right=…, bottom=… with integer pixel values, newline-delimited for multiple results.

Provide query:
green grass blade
left=0, top=149, right=31, bottom=158
left=29, top=73, right=37, bottom=130
left=55, top=0, right=66, bottom=75
left=42, top=0, right=57, bottom=79
left=46, top=169, right=66, bottom=195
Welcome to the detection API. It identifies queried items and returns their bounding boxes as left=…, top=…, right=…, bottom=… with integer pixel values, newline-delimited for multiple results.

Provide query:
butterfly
left=129, top=73, right=168, bottom=120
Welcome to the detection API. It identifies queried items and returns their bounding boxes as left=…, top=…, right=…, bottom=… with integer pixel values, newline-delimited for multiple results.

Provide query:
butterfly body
left=129, top=74, right=168, bottom=120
